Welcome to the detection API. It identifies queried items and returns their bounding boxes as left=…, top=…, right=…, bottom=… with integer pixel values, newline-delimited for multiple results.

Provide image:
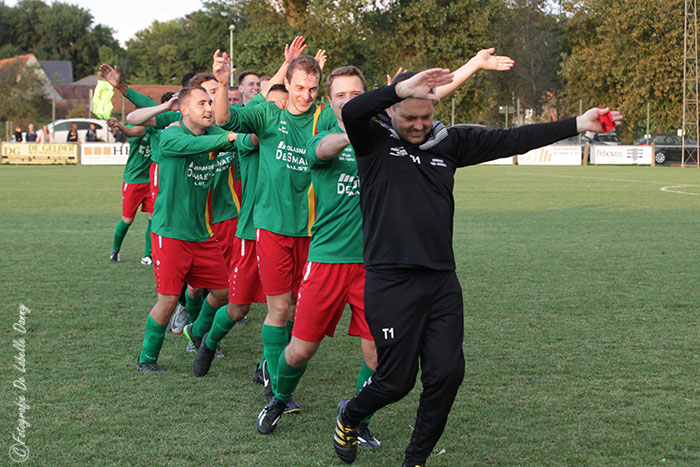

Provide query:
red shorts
left=151, top=233, right=228, bottom=295
left=211, top=217, right=238, bottom=272
left=255, top=229, right=310, bottom=297
left=122, top=182, right=153, bottom=217
left=150, top=162, right=158, bottom=203
left=292, top=262, right=372, bottom=342
left=229, top=236, right=265, bottom=305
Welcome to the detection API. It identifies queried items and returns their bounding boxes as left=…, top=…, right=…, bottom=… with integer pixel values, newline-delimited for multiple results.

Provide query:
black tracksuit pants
left=344, top=267, right=466, bottom=465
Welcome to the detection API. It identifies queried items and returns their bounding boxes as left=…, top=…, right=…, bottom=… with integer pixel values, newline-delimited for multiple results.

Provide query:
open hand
left=394, top=68, right=453, bottom=101
left=285, top=36, right=307, bottom=63
left=314, top=49, right=327, bottom=71
left=212, top=49, right=234, bottom=85
left=473, top=48, right=514, bottom=71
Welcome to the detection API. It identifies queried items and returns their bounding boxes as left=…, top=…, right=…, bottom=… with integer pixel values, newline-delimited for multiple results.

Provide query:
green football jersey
left=210, top=150, right=240, bottom=224
left=230, top=92, right=265, bottom=240
left=151, top=124, right=236, bottom=242
left=306, top=125, right=362, bottom=263
left=222, top=102, right=336, bottom=237
left=234, top=134, right=259, bottom=240
left=150, top=111, right=182, bottom=164
left=122, top=126, right=155, bottom=184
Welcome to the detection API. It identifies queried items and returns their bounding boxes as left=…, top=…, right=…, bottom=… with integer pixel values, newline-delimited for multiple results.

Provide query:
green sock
left=274, top=352, right=307, bottom=403
left=185, top=292, right=203, bottom=323
left=112, top=220, right=130, bottom=251
left=205, top=306, right=235, bottom=350
left=262, top=324, right=288, bottom=392
left=138, top=315, right=167, bottom=363
left=356, top=361, right=375, bottom=424
left=143, top=219, right=152, bottom=256
left=191, top=299, right=218, bottom=338
left=286, top=320, right=294, bottom=341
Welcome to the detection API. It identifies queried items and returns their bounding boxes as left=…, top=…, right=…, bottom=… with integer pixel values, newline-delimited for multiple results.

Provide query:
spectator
left=113, top=126, right=127, bottom=143
left=67, top=123, right=78, bottom=142
left=25, top=123, right=37, bottom=142
left=13, top=126, right=23, bottom=142
left=86, top=123, right=103, bottom=142
left=37, top=125, right=54, bottom=143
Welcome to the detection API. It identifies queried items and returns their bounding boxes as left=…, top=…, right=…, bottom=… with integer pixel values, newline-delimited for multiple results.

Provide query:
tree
left=361, top=0, right=507, bottom=126
left=495, top=0, right=569, bottom=122
left=0, top=0, right=122, bottom=79
left=0, top=58, right=51, bottom=126
left=125, top=20, right=191, bottom=85
left=560, top=0, right=683, bottom=139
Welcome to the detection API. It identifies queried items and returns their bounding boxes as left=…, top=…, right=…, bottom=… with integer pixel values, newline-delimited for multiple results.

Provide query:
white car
left=39, top=118, right=115, bottom=143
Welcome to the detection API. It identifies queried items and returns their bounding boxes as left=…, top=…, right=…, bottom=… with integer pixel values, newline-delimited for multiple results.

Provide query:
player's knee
left=227, top=303, right=249, bottom=321
left=122, top=216, right=134, bottom=224
left=187, top=286, right=203, bottom=298
left=286, top=349, right=312, bottom=367
left=285, top=340, right=317, bottom=367
left=267, top=299, right=290, bottom=320
left=207, top=289, right=228, bottom=307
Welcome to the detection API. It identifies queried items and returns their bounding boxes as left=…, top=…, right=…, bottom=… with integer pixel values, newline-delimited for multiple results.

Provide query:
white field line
left=660, top=185, right=700, bottom=196
left=510, top=171, right=700, bottom=196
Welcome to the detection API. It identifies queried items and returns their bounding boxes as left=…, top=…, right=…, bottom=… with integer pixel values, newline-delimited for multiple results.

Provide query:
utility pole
left=229, top=25, right=235, bottom=87
left=683, top=0, right=699, bottom=166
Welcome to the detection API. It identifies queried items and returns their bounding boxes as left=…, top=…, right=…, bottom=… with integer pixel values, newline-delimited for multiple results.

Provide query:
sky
left=5, top=0, right=205, bottom=46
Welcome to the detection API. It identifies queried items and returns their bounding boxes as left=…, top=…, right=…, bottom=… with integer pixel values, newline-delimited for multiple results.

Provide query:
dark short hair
left=268, top=84, right=288, bottom=94
left=228, top=86, right=239, bottom=92
left=238, top=71, right=260, bottom=85
left=327, top=66, right=367, bottom=94
left=286, top=55, right=321, bottom=82
left=178, top=85, right=208, bottom=109
left=181, top=71, right=197, bottom=87
left=391, top=71, right=419, bottom=86
left=160, top=91, right=175, bottom=104
left=189, top=72, right=216, bottom=88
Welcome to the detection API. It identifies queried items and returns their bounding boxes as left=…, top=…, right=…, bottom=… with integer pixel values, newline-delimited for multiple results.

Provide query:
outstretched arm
left=107, top=118, right=145, bottom=138
left=99, top=63, right=158, bottom=108
left=435, top=48, right=514, bottom=100
left=342, top=68, right=452, bottom=156
left=394, top=68, right=454, bottom=101
left=99, top=64, right=129, bottom=95
left=127, top=95, right=178, bottom=127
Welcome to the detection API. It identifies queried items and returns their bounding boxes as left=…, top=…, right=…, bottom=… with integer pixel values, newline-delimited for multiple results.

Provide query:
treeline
left=0, top=0, right=685, bottom=139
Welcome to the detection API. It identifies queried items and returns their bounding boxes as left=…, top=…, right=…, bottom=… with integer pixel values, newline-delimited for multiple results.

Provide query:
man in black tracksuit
left=331, top=68, right=622, bottom=466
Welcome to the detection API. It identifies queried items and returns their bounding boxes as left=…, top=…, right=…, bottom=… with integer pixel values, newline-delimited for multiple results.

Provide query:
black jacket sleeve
left=341, top=85, right=403, bottom=157
left=451, top=118, right=579, bottom=167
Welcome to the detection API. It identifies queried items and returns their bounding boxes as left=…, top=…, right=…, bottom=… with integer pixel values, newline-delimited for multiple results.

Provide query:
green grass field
left=2, top=164, right=700, bottom=465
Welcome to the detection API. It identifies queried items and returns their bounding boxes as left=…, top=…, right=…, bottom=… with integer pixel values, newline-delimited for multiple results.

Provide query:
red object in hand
left=598, top=108, right=615, bottom=132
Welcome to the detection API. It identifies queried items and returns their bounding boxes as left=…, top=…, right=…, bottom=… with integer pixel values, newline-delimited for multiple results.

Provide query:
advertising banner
left=1, top=143, right=79, bottom=165
left=80, top=143, right=130, bottom=165
left=590, top=145, right=652, bottom=165
left=479, top=156, right=515, bottom=165
left=517, top=145, right=582, bottom=166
